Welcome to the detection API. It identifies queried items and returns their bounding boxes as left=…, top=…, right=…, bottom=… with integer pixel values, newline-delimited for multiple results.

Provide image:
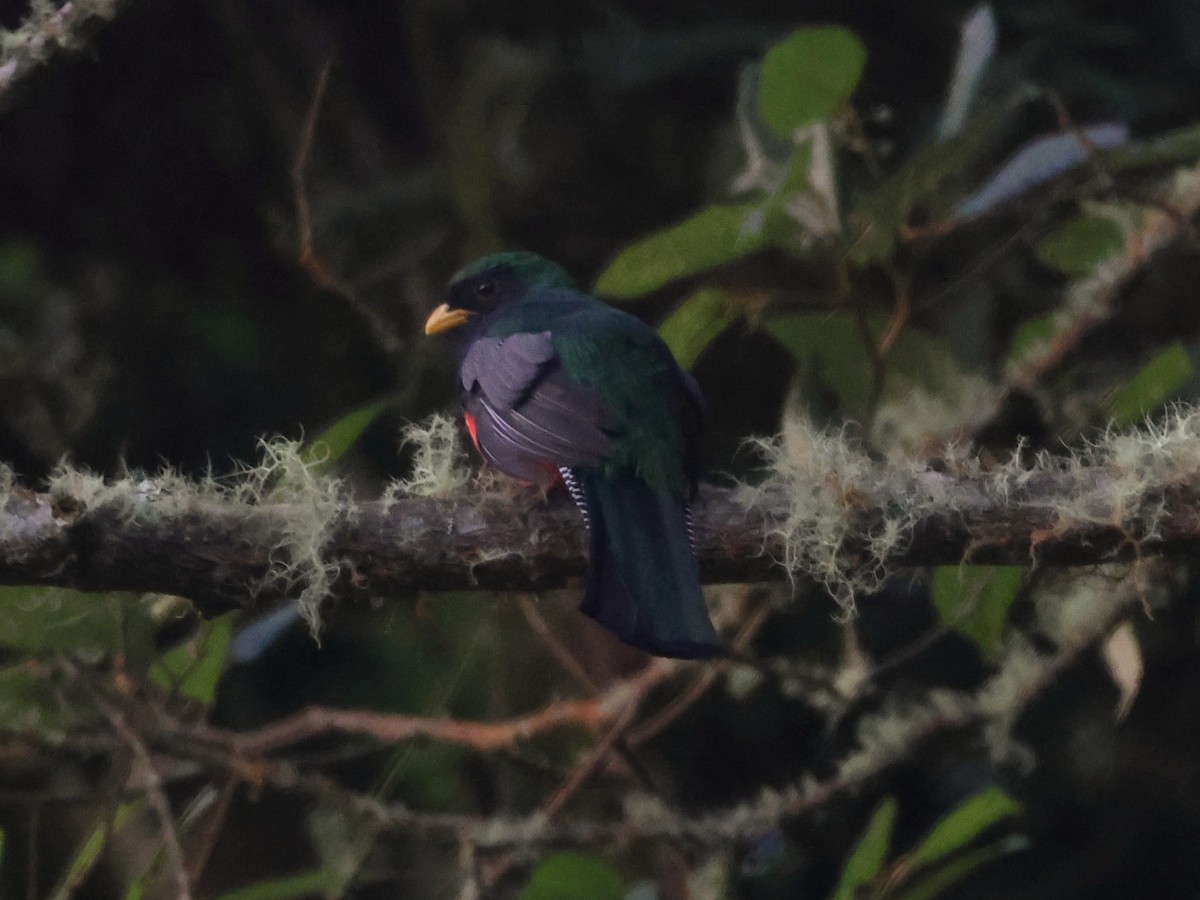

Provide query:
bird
left=424, top=252, right=723, bottom=659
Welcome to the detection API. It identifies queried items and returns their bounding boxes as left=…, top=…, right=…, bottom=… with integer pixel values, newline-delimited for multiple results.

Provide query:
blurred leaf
left=769, top=313, right=874, bottom=412
left=210, top=870, right=339, bottom=900
left=0, top=240, right=41, bottom=292
left=937, top=5, right=997, bottom=140
left=378, top=744, right=470, bottom=809
left=930, top=566, right=1024, bottom=661
left=1108, top=343, right=1191, bottom=425
left=301, top=399, right=389, bottom=468
left=893, top=836, right=1026, bottom=900
left=520, top=852, right=624, bottom=900
left=151, top=612, right=233, bottom=704
left=595, top=202, right=766, bottom=298
left=1102, top=621, right=1143, bottom=721
left=189, top=308, right=261, bottom=368
left=768, top=313, right=966, bottom=417
left=0, top=664, right=76, bottom=737
left=760, top=139, right=841, bottom=242
left=907, top=787, right=1020, bottom=870
left=305, top=801, right=376, bottom=897
left=848, top=99, right=1022, bottom=265
left=832, top=796, right=898, bottom=900
left=956, top=123, right=1128, bottom=218
left=50, top=801, right=141, bottom=900
left=658, top=288, right=740, bottom=369
left=1005, top=313, right=1056, bottom=364
left=757, top=27, right=866, bottom=137
left=229, top=605, right=302, bottom=664
left=0, top=587, right=154, bottom=657
left=1103, top=122, right=1200, bottom=171
left=1034, top=214, right=1124, bottom=277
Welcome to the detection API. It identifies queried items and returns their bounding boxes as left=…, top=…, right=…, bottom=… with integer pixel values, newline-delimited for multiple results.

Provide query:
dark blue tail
left=578, top=472, right=723, bottom=659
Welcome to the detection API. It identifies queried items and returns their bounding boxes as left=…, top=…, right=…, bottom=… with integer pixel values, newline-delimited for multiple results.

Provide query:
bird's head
left=424, top=252, right=576, bottom=337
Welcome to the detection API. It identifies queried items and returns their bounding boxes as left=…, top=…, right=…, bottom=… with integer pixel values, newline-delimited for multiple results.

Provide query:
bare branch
left=86, top=672, right=193, bottom=899
left=228, top=659, right=671, bottom=756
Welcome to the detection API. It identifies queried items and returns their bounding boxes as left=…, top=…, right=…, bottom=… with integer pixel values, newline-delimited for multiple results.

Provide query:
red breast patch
left=463, top=411, right=481, bottom=452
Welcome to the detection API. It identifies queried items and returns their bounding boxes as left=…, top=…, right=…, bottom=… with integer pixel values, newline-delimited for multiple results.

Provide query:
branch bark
left=2, top=454, right=1198, bottom=616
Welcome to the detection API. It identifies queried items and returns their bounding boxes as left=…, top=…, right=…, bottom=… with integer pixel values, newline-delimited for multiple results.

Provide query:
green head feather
left=451, top=252, right=577, bottom=291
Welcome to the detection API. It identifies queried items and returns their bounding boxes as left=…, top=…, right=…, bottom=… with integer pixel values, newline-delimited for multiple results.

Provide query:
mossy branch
left=3, top=409, right=1200, bottom=617
left=0, top=0, right=130, bottom=111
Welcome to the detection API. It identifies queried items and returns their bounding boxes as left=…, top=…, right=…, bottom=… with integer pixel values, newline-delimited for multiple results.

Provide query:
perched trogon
left=424, top=252, right=723, bottom=659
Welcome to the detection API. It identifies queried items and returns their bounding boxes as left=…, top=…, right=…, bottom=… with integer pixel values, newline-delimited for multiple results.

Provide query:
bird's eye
left=475, top=280, right=496, bottom=299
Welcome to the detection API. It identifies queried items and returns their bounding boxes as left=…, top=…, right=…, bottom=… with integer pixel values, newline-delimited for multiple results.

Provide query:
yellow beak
left=423, top=303, right=473, bottom=335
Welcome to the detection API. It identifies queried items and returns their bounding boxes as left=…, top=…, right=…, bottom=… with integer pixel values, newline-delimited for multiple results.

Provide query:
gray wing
left=461, top=331, right=610, bottom=484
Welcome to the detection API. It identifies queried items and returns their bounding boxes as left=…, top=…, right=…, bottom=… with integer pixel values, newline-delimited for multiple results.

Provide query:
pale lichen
left=231, top=438, right=346, bottom=636
left=388, top=413, right=473, bottom=499
left=740, top=415, right=934, bottom=616
left=744, top=405, right=1200, bottom=617
left=44, top=437, right=350, bottom=639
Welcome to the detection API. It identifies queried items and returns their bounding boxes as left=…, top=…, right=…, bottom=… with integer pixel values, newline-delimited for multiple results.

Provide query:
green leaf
left=520, top=852, right=624, bottom=900
left=376, top=743, right=469, bottom=809
left=833, top=796, right=898, bottom=900
left=1005, top=313, right=1056, bottom=364
left=50, top=801, right=141, bottom=900
left=757, top=140, right=842, bottom=245
left=151, top=613, right=234, bottom=704
left=848, top=135, right=976, bottom=264
left=1108, top=343, right=1192, bottom=425
left=209, top=870, right=340, bottom=900
left=1102, top=122, right=1200, bottom=172
left=907, top=787, right=1020, bottom=871
left=189, top=309, right=261, bottom=368
left=767, top=313, right=967, bottom=418
left=301, top=399, right=389, bottom=469
left=0, top=240, right=42, bottom=292
left=847, top=98, right=1023, bottom=265
left=0, top=587, right=154, bottom=657
left=930, top=567, right=1024, bottom=661
left=594, top=202, right=767, bottom=298
left=1034, top=214, right=1124, bottom=277
left=757, top=27, right=866, bottom=137
left=0, top=665, right=75, bottom=737
left=893, top=837, right=1025, bottom=900
left=658, top=288, right=740, bottom=369
left=768, top=313, right=874, bottom=413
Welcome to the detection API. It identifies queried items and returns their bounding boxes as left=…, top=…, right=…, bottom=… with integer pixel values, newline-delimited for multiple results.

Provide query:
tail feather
left=578, top=472, right=722, bottom=659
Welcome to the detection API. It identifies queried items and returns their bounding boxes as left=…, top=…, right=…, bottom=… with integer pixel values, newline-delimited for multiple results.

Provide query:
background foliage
left=3, top=0, right=1200, bottom=897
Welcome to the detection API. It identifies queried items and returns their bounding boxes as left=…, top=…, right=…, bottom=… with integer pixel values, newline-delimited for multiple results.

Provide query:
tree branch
left=0, top=1, right=131, bottom=111
left=3, top=422, right=1200, bottom=616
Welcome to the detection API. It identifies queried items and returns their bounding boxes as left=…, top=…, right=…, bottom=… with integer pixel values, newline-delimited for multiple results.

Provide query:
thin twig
left=876, top=269, right=912, bottom=361
left=89, top=688, right=193, bottom=900
left=290, top=59, right=403, bottom=355
left=25, top=802, right=40, bottom=900
left=481, top=660, right=671, bottom=889
left=516, top=593, right=665, bottom=792
left=517, top=594, right=599, bottom=693
left=229, top=661, right=675, bottom=756
left=629, top=600, right=771, bottom=745
left=184, top=777, right=238, bottom=887
left=232, top=697, right=605, bottom=755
